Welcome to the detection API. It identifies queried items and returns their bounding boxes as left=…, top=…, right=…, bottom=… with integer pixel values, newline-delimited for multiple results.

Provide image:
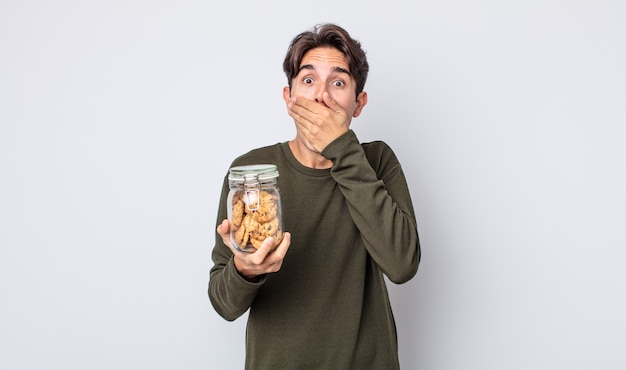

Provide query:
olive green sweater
left=209, top=130, right=420, bottom=369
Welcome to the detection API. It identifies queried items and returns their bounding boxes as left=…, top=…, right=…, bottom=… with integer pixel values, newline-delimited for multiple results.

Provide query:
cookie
left=233, top=216, right=248, bottom=246
left=231, top=189, right=282, bottom=251
left=258, top=216, right=280, bottom=240
left=231, top=199, right=245, bottom=230
left=246, top=191, right=278, bottom=222
left=249, top=229, right=283, bottom=251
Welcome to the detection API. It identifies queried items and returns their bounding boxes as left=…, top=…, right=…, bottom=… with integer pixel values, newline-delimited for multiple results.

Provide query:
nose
left=314, top=84, right=328, bottom=103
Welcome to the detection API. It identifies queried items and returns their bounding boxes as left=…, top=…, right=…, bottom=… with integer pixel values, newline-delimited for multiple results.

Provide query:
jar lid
left=228, top=164, right=279, bottom=182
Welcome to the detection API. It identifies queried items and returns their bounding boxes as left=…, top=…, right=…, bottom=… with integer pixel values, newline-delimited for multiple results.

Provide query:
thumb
left=322, top=92, right=345, bottom=114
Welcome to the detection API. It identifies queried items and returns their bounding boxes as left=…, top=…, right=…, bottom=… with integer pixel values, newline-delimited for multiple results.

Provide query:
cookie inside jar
left=227, top=164, right=282, bottom=253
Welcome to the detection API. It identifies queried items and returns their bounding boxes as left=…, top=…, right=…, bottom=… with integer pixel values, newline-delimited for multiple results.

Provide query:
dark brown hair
left=283, top=24, right=369, bottom=98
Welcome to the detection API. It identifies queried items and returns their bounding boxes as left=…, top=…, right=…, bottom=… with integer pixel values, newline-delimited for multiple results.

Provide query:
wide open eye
left=332, top=80, right=345, bottom=87
left=303, top=77, right=313, bottom=84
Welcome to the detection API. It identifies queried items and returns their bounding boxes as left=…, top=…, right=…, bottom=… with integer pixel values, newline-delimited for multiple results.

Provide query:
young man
left=209, top=23, right=421, bottom=369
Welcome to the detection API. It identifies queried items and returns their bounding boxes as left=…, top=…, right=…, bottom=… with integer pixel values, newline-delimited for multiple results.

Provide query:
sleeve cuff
left=321, top=130, right=359, bottom=161
left=226, top=257, right=267, bottom=287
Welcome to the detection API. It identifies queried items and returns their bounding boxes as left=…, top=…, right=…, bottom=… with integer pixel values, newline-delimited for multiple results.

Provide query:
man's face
left=285, top=47, right=366, bottom=120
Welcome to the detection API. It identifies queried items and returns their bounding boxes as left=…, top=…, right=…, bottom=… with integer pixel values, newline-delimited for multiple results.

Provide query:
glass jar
left=227, top=164, right=283, bottom=253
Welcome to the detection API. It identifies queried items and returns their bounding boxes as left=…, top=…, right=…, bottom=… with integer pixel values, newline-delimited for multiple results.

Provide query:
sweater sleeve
left=321, top=130, right=421, bottom=283
left=208, top=175, right=265, bottom=321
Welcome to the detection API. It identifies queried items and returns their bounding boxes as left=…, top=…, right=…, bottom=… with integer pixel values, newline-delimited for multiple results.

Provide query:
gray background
left=1, top=1, right=625, bottom=369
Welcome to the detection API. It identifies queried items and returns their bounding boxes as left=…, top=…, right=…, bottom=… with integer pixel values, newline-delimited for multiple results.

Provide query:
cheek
left=291, top=85, right=315, bottom=100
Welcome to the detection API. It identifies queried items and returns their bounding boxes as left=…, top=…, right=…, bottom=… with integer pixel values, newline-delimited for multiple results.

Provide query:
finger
left=288, top=100, right=313, bottom=125
left=291, top=96, right=328, bottom=119
left=289, top=100, right=324, bottom=129
left=322, top=92, right=344, bottom=114
left=288, top=109, right=316, bottom=139
left=220, top=219, right=229, bottom=230
left=287, top=104, right=306, bottom=125
left=259, top=233, right=290, bottom=273
left=249, top=237, right=274, bottom=263
left=322, top=93, right=351, bottom=127
left=291, top=96, right=316, bottom=112
left=272, top=232, right=291, bottom=259
left=216, top=219, right=230, bottom=238
left=217, top=219, right=236, bottom=251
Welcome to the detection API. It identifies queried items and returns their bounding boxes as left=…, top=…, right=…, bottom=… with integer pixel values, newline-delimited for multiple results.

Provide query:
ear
left=352, top=91, right=368, bottom=118
left=282, top=86, right=291, bottom=105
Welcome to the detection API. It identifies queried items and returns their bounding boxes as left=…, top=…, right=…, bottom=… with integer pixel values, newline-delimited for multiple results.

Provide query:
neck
left=288, top=139, right=333, bottom=169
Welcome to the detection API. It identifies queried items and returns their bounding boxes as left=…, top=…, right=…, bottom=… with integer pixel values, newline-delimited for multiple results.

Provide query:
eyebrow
left=298, top=64, right=351, bottom=76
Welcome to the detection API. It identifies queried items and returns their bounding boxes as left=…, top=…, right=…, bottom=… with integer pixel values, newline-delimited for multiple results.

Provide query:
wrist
left=233, top=258, right=263, bottom=282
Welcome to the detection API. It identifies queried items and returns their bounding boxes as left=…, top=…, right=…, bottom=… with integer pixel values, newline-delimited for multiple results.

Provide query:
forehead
left=300, top=47, right=349, bottom=71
